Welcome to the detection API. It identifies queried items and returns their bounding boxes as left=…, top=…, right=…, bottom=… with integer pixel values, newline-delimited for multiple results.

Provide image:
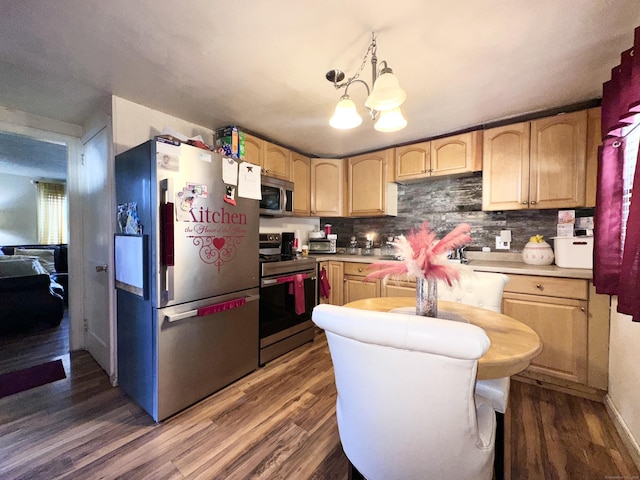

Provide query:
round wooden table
left=343, top=297, right=543, bottom=380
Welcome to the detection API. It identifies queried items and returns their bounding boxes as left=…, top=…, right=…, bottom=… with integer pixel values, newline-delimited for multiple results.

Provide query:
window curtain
left=37, top=181, right=68, bottom=244
left=594, top=25, right=640, bottom=321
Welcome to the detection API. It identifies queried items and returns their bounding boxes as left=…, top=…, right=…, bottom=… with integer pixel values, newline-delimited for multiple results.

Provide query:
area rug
left=0, top=359, right=66, bottom=399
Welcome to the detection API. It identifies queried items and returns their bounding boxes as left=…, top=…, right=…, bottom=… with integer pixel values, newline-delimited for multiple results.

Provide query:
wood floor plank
left=1, top=324, right=638, bottom=479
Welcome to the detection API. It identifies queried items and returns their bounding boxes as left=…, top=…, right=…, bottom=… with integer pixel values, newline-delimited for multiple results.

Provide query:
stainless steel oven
left=259, top=233, right=317, bottom=365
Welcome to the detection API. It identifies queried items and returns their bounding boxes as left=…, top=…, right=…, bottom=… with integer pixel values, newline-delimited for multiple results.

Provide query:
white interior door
left=81, top=125, right=114, bottom=377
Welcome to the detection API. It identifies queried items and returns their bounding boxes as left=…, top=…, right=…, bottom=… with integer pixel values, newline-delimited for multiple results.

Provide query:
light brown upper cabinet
left=395, top=131, right=482, bottom=182
left=291, top=152, right=311, bottom=216
left=262, top=141, right=291, bottom=181
left=243, top=133, right=264, bottom=166
left=482, top=110, right=588, bottom=211
left=347, top=149, right=397, bottom=217
left=310, top=158, right=344, bottom=217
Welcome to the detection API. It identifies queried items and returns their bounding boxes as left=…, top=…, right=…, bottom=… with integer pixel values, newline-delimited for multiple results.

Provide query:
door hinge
left=83, top=318, right=89, bottom=332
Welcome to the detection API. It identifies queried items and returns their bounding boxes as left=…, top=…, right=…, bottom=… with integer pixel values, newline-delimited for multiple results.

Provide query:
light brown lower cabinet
left=502, top=274, right=609, bottom=399
left=317, top=263, right=610, bottom=399
left=381, top=277, right=415, bottom=297
left=503, top=290, right=588, bottom=384
left=318, top=261, right=344, bottom=306
left=343, top=262, right=379, bottom=304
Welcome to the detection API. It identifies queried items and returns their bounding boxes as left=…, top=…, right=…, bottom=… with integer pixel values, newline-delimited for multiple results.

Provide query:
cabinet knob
left=358, top=267, right=363, bottom=272
left=343, top=277, right=347, bottom=282
left=536, top=283, right=543, bottom=290
left=522, top=201, right=529, bottom=205
left=530, top=200, right=537, bottom=205
left=580, top=307, right=585, bottom=312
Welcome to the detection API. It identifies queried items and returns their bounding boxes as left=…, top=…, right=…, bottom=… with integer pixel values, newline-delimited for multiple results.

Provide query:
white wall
left=111, top=96, right=214, bottom=154
left=607, top=296, right=640, bottom=465
left=0, top=173, right=37, bottom=245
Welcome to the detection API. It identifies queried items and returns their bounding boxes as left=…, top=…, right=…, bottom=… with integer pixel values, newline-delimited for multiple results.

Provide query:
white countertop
left=309, top=252, right=593, bottom=280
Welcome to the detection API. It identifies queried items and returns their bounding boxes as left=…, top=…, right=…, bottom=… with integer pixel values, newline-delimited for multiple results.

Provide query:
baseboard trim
left=605, top=394, right=640, bottom=471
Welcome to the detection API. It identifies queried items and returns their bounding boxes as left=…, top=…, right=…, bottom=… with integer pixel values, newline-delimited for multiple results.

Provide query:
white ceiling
left=0, top=0, right=639, bottom=161
left=0, top=131, right=67, bottom=180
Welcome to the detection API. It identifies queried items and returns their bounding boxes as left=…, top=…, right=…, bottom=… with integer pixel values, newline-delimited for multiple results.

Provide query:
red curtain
left=594, top=25, right=640, bottom=321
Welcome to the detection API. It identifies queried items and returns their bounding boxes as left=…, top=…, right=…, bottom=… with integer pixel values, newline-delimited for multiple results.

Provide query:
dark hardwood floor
left=0, top=322, right=638, bottom=479
left=0, top=310, right=69, bottom=374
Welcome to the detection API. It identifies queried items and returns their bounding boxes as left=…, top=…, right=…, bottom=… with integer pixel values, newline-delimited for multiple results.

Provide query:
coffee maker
left=281, top=232, right=296, bottom=257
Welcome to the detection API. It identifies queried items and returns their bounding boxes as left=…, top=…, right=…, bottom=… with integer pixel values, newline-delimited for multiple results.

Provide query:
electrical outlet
left=495, top=236, right=510, bottom=250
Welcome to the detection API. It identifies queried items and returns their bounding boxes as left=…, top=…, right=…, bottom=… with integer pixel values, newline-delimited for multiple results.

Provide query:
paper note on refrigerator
left=222, top=157, right=238, bottom=185
left=238, top=162, right=262, bottom=200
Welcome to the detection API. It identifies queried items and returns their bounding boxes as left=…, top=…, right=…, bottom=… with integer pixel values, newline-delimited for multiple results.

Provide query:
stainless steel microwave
left=260, top=176, right=294, bottom=217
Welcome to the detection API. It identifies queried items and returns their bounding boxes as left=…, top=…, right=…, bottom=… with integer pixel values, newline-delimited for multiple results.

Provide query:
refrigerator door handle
left=164, top=294, right=260, bottom=323
left=159, top=178, right=175, bottom=302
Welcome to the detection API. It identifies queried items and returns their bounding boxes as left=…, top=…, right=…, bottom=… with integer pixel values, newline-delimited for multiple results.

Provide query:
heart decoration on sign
left=188, top=235, right=243, bottom=271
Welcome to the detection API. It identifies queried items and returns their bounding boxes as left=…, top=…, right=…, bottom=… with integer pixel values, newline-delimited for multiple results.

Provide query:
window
left=621, top=123, right=639, bottom=251
left=37, top=181, right=68, bottom=244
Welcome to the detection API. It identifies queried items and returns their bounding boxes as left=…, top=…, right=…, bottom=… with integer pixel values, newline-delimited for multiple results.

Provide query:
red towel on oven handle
left=319, top=266, right=331, bottom=299
left=290, top=274, right=306, bottom=315
left=278, top=273, right=308, bottom=315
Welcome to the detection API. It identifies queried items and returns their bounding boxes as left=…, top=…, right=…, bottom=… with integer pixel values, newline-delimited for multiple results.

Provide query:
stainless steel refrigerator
left=115, top=140, right=259, bottom=421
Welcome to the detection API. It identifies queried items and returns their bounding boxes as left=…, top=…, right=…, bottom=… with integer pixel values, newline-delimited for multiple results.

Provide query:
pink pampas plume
left=365, top=222, right=472, bottom=286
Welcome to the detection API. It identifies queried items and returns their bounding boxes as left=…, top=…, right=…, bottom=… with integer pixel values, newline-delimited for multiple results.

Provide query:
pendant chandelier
left=326, top=32, right=407, bottom=132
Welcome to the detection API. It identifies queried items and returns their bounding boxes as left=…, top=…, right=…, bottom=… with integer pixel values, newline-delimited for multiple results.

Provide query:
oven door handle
left=262, top=275, right=316, bottom=287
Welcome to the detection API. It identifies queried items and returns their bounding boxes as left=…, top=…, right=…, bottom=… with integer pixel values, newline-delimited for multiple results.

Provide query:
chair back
left=312, top=304, right=496, bottom=480
left=438, top=271, right=509, bottom=313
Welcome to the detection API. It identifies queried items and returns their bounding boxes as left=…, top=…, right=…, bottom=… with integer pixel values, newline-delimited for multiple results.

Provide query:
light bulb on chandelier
left=326, top=32, right=407, bottom=131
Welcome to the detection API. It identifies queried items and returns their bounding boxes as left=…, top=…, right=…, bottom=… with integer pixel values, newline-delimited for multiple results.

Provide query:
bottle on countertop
left=381, top=236, right=395, bottom=258
left=362, top=238, right=374, bottom=256
left=347, top=236, right=358, bottom=255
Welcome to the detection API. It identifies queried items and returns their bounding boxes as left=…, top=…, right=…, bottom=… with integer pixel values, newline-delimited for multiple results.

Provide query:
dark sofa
left=0, top=256, right=64, bottom=333
left=0, top=244, right=68, bottom=304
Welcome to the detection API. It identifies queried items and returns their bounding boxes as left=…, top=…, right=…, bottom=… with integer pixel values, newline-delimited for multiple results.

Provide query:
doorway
left=0, top=127, right=78, bottom=375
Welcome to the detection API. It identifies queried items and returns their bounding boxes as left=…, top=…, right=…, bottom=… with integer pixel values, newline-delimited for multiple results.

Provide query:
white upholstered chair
left=438, top=270, right=510, bottom=479
left=312, top=304, right=496, bottom=480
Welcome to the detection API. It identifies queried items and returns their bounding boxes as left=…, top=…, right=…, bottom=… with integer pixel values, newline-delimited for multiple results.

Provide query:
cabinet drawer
left=343, top=262, right=379, bottom=277
left=504, top=275, right=587, bottom=300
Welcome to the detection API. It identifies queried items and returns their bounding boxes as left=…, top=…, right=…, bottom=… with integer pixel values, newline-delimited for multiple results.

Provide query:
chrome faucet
left=448, top=247, right=469, bottom=264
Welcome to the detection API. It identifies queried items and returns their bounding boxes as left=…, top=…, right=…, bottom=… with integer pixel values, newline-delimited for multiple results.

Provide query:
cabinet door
left=263, top=142, right=291, bottom=180
left=430, top=131, right=482, bottom=177
left=482, top=122, right=531, bottom=211
left=318, top=261, right=330, bottom=305
left=585, top=107, right=601, bottom=208
left=310, top=158, right=344, bottom=217
left=395, top=141, right=430, bottom=181
left=529, top=110, right=587, bottom=209
left=347, top=150, right=390, bottom=216
left=243, top=133, right=263, bottom=166
left=291, top=152, right=311, bottom=216
left=344, top=275, right=380, bottom=304
left=503, top=292, right=587, bottom=384
left=381, top=277, right=415, bottom=297
left=327, top=261, right=344, bottom=306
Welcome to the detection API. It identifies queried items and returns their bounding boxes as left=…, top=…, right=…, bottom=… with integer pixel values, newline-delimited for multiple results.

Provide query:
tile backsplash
left=322, top=174, right=594, bottom=253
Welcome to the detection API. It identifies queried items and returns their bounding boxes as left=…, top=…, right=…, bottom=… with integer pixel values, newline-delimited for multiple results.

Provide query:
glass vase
left=416, top=277, right=438, bottom=317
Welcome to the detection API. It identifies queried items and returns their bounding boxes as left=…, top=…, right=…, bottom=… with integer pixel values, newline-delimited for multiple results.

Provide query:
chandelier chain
left=333, top=33, right=377, bottom=90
